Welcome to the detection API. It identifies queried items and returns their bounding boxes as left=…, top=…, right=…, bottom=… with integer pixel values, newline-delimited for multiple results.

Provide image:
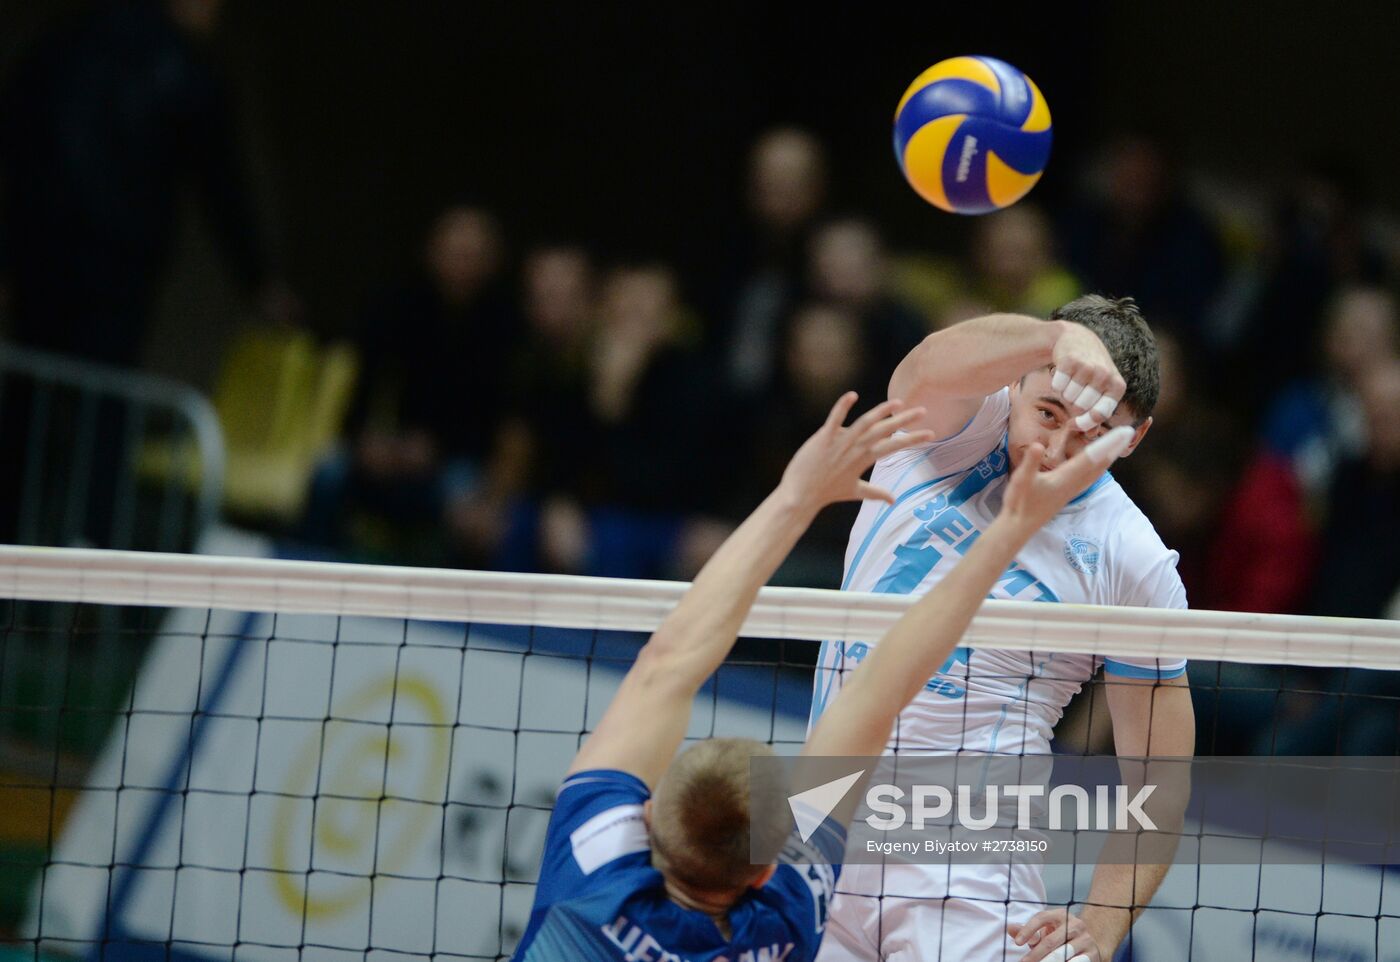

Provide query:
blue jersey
left=513, top=769, right=846, bottom=962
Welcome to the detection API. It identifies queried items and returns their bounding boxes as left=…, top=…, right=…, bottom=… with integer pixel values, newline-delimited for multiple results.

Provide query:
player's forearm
left=643, top=488, right=816, bottom=691
left=566, top=488, right=816, bottom=783
left=891, top=314, right=1065, bottom=403
left=807, top=517, right=1033, bottom=757
left=1080, top=859, right=1172, bottom=954
left=1080, top=747, right=1191, bottom=953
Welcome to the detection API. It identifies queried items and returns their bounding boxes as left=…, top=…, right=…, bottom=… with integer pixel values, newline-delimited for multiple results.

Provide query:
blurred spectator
left=731, top=303, right=869, bottom=587
left=714, top=127, right=829, bottom=395
left=1121, top=328, right=1316, bottom=755
left=539, top=263, right=726, bottom=579
left=0, top=0, right=294, bottom=368
left=1240, top=359, right=1400, bottom=756
left=1201, top=451, right=1316, bottom=615
left=299, top=206, right=514, bottom=560
left=1260, top=285, right=1399, bottom=508
left=958, top=206, right=1080, bottom=321
left=1308, top=359, right=1400, bottom=620
left=750, top=128, right=828, bottom=245
left=450, top=244, right=597, bottom=570
left=806, top=216, right=927, bottom=391
left=1120, top=324, right=1314, bottom=616
left=1115, top=421, right=1241, bottom=607
left=1229, top=160, right=1391, bottom=400
left=1061, top=135, right=1225, bottom=349
left=896, top=206, right=1080, bottom=327
left=784, top=305, right=867, bottom=415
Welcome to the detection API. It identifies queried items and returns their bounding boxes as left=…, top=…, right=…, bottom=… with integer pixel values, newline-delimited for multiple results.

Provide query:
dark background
left=3, top=0, right=1397, bottom=377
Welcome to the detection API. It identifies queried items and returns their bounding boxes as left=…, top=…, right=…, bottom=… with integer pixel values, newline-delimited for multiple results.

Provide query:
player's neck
left=662, top=876, right=736, bottom=938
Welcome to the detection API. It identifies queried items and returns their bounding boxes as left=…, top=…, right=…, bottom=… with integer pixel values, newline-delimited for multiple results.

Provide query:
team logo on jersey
left=1064, top=534, right=1102, bottom=576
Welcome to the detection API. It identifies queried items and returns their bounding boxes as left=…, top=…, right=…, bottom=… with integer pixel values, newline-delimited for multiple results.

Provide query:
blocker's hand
left=779, top=392, right=935, bottom=510
left=1008, top=908, right=1103, bottom=962
left=1051, top=323, right=1127, bottom=431
left=1001, top=425, right=1135, bottom=531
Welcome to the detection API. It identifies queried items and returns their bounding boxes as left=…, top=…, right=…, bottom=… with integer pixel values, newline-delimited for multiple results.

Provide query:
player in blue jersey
left=513, top=389, right=1136, bottom=961
left=813, top=297, right=1196, bottom=962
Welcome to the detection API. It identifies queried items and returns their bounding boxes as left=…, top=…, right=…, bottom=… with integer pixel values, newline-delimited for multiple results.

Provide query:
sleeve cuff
left=1103, top=659, right=1188, bottom=680
left=560, top=769, right=652, bottom=796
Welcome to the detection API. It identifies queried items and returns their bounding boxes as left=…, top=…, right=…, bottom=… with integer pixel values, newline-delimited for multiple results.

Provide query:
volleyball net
left=2, top=545, right=1399, bottom=962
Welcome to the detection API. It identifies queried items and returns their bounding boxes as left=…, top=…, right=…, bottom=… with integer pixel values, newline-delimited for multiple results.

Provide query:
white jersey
left=809, top=388, right=1188, bottom=758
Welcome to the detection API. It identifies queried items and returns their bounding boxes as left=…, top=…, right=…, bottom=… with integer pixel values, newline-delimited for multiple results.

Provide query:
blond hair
left=649, top=738, right=790, bottom=892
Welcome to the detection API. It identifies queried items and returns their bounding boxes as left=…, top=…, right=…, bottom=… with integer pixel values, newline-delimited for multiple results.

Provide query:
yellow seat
left=140, top=327, right=359, bottom=525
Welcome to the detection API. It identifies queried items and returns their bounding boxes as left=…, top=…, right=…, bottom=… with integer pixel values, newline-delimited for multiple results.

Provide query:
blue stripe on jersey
left=1069, top=470, right=1113, bottom=505
left=869, top=449, right=1008, bottom=595
left=1103, top=658, right=1187, bottom=680
left=810, top=481, right=947, bottom=723
left=841, top=474, right=952, bottom=591
left=958, top=459, right=1113, bottom=759
left=811, top=463, right=959, bottom=726
left=812, top=447, right=1011, bottom=722
left=837, top=408, right=985, bottom=591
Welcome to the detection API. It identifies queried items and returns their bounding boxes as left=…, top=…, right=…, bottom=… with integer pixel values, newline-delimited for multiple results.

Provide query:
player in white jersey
left=513, top=391, right=1135, bottom=962
left=811, top=296, right=1196, bottom=962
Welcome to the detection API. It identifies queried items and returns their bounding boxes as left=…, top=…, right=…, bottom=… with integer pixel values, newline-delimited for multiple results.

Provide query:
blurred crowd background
left=0, top=0, right=1399, bottom=761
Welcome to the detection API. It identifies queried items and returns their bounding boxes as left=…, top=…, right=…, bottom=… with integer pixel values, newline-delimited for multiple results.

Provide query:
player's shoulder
left=1073, top=476, right=1166, bottom=551
left=1052, top=477, right=1173, bottom=580
left=556, top=768, right=651, bottom=808
left=548, top=769, right=652, bottom=870
left=873, top=388, right=1011, bottom=482
left=1076, top=477, right=1186, bottom=606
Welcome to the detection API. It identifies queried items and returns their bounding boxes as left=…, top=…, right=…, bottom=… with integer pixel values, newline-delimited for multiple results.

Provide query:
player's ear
left=748, top=864, right=778, bottom=889
left=1123, top=416, right=1153, bottom=457
left=642, top=798, right=653, bottom=829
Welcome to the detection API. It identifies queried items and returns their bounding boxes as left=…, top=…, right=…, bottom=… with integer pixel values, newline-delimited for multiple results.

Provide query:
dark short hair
left=1050, top=295, right=1160, bottom=420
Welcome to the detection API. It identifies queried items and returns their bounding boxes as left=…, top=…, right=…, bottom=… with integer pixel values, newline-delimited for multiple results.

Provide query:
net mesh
left=1, top=548, right=1398, bottom=962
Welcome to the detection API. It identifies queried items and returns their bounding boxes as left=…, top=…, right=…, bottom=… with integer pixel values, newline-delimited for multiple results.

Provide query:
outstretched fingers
left=824, top=391, right=860, bottom=430
left=859, top=403, right=926, bottom=447
left=855, top=480, right=896, bottom=506
left=845, top=396, right=904, bottom=436
left=871, top=429, right=937, bottom=458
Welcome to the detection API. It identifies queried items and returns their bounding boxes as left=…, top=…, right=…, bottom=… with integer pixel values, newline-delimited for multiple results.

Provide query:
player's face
left=1008, top=369, right=1147, bottom=472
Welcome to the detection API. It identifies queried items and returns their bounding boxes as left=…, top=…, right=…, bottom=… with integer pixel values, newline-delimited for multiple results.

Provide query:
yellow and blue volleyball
left=894, top=55, right=1052, bottom=215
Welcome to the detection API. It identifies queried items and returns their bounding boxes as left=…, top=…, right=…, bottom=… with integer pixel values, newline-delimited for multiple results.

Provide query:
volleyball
left=894, top=55, right=1052, bottom=215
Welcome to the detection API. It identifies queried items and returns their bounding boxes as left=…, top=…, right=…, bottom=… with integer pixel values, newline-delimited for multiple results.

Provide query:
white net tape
left=5, top=543, right=1400, bottom=962
left=2, top=544, right=1398, bottom=668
